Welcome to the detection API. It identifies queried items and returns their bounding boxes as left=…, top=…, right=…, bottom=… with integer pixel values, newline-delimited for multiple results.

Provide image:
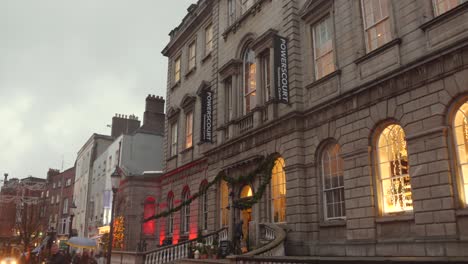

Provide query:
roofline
left=161, top=0, right=212, bottom=57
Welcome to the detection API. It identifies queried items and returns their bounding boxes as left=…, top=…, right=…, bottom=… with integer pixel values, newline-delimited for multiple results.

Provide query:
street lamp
left=106, top=168, right=121, bottom=264
left=68, top=201, right=77, bottom=253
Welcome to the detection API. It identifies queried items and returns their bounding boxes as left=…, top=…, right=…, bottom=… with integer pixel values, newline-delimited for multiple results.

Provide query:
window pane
left=243, top=48, right=256, bottom=114
left=362, top=0, right=391, bottom=52
left=220, top=180, right=229, bottom=227
left=433, top=0, right=467, bottom=16
left=313, top=16, right=335, bottom=79
left=321, top=144, right=345, bottom=219
left=185, top=112, right=193, bottom=149
left=175, top=57, right=181, bottom=82
left=271, top=157, right=286, bottom=222
left=377, top=124, right=413, bottom=213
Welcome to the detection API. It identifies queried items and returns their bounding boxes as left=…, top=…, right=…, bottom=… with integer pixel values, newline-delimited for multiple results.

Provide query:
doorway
left=239, top=185, right=253, bottom=253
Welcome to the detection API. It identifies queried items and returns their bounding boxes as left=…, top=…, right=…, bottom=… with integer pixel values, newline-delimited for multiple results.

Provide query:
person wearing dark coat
left=48, top=244, right=68, bottom=264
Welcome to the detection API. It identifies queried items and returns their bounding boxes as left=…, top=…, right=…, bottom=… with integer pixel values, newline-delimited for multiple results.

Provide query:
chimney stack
left=3, top=173, right=8, bottom=183
left=141, top=95, right=165, bottom=135
left=111, top=113, right=141, bottom=138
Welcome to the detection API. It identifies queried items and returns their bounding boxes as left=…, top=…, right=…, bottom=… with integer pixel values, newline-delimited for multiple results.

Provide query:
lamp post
left=106, top=168, right=121, bottom=264
left=68, top=201, right=77, bottom=253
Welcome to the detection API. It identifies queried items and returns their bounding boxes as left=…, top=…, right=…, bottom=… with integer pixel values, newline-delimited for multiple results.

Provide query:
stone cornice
left=162, top=1, right=213, bottom=57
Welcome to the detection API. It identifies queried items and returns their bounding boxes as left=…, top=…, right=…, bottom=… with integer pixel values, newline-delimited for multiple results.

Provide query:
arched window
left=181, top=188, right=190, bottom=234
left=199, top=182, right=209, bottom=231
left=321, top=144, right=345, bottom=220
left=220, top=180, right=229, bottom=227
left=377, top=124, right=413, bottom=214
left=453, top=101, right=468, bottom=204
left=143, top=197, right=155, bottom=235
left=271, top=157, right=286, bottom=222
left=167, top=193, right=174, bottom=235
left=243, top=47, right=256, bottom=114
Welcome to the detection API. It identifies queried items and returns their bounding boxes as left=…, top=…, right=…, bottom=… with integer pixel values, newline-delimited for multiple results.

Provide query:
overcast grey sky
left=0, top=0, right=196, bottom=181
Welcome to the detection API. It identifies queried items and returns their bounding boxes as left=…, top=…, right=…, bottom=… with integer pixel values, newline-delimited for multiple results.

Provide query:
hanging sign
left=273, top=35, right=289, bottom=103
left=200, top=89, right=213, bottom=143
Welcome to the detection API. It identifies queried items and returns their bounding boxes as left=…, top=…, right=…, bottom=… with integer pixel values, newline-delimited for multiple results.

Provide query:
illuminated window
left=181, top=189, right=190, bottom=234
left=241, top=185, right=253, bottom=198
left=377, top=124, right=413, bottom=214
left=313, top=15, right=335, bottom=79
left=199, top=183, right=209, bottom=231
left=243, top=48, right=256, bottom=114
left=167, top=193, right=174, bottom=235
left=189, top=41, right=196, bottom=70
left=174, top=57, right=181, bottom=83
left=143, top=197, right=155, bottom=235
left=220, top=180, right=229, bottom=227
left=170, top=122, right=178, bottom=157
left=321, top=143, right=345, bottom=219
left=453, top=101, right=468, bottom=205
left=361, top=0, right=392, bottom=52
left=271, top=158, right=286, bottom=222
left=185, top=111, right=193, bottom=149
left=205, top=24, right=213, bottom=54
left=433, top=0, right=467, bottom=16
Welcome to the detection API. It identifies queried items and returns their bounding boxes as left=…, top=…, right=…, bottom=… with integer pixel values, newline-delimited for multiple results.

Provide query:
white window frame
left=181, top=190, right=190, bottom=234
left=205, top=24, right=213, bottom=55
left=188, top=41, right=196, bottom=71
left=170, top=121, right=178, bottom=157
left=312, top=15, right=336, bottom=80
left=174, top=56, right=181, bottom=83
left=361, top=0, right=392, bottom=52
left=321, top=143, right=346, bottom=220
left=185, top=111, right=193, bottom=149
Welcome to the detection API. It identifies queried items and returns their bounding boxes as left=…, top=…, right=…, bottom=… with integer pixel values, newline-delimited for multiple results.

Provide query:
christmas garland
left=143, top=154, right=277, bottom=223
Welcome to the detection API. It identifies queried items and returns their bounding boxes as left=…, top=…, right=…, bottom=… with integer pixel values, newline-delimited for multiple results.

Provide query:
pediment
left=300, top=0, right=332, bottom=21
left=167, top=106, right=180, bottom=119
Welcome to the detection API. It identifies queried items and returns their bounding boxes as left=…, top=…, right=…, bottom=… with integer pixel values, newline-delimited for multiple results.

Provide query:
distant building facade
left=148, top=0, right=468, bottom=261
left=40, top=167, right=75, bottom=240
left=74, top=95, right=165, bottom=241
left=73, top=134, right=114, bottom=237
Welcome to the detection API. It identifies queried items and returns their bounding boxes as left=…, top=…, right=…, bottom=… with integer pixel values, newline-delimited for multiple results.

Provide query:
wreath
left=143, top=154, right=277, bottom=223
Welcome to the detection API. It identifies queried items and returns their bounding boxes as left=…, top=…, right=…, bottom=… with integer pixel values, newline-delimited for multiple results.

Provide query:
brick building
left=0, top=175, right=46, bottom=254
left=0, top=175, right=20, bottom=244
left=141, top=0, right=468, bottom=262
left=40, top=167, right=76, bottom=241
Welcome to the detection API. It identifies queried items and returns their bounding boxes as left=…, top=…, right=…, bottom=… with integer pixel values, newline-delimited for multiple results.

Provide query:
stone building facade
left=155, top=0, right=468, bottom=260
